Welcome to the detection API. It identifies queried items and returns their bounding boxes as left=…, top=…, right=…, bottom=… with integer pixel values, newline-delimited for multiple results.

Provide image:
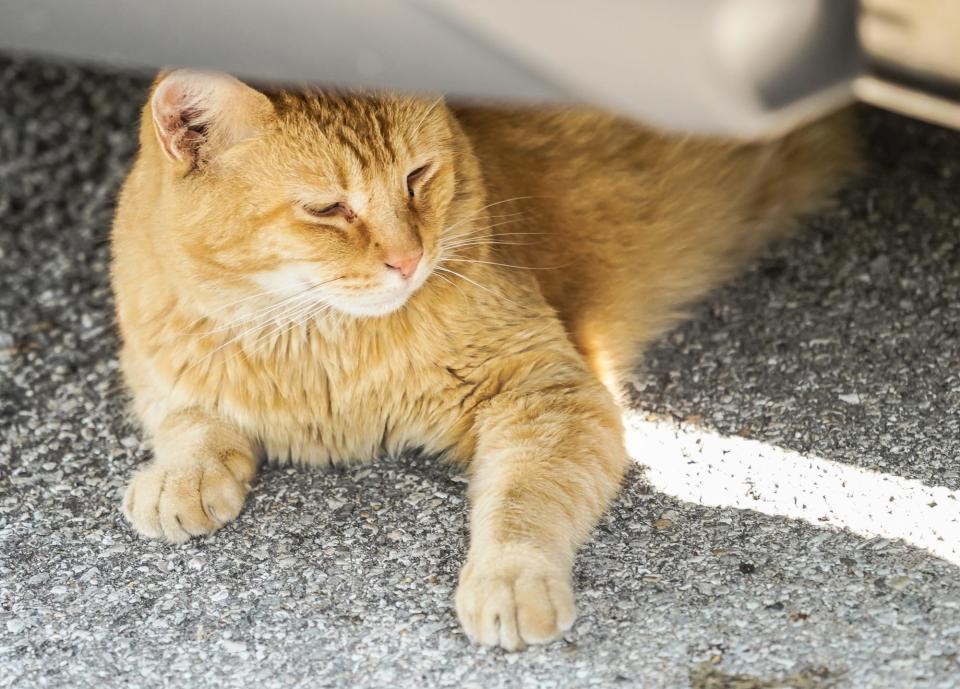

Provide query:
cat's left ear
left=150, top=70, right=272, bottom=171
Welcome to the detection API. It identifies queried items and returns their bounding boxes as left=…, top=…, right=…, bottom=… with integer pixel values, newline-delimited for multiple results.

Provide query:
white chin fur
left=330, top=292, right=412, bottom=318
left=253, top=260, right=431, bottom=319
left=331, top=261, right=432, bottom=318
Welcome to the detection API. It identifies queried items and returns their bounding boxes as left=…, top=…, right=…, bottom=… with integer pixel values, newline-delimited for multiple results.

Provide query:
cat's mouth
left=252, top=256, right=434, bottom=319
left=329, top=259, right=434, bottom=318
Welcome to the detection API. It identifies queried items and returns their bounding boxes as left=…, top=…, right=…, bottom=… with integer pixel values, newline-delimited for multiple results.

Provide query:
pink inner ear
left=149, top=70, right=266, bottom=166
left=152, top=80, right=196, bottom=163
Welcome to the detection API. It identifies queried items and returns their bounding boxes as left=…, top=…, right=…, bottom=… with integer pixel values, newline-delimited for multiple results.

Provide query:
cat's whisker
left=283, top=294, right=336, bottom=329
left=442, top=230, right=549, bottom=243
left=180, top=280, right=341, bottom=375
left=454, top=212, right=527, bottom=228
left=287, top=300, right=335, bottom=336
left=443, top=219, right=524, bottom=241
left=435, top=266, right=535, bottom=312
left=432, top=271, right=470, bottom=301
left=473, top=196, right=544, bottom=212
left=228, top=296, right=330, bottom=362
left=440, top=233, right=547, bottom=251
left=466, top=231, right=547, bottom=238
left=260, top=288, right=337, bottom=335
left=215, top=303, right=317, bottom=372
left=274, top=298, right=337, bottom=349
left=191, top=299, right=321, bottom=376
left=442, top=215, right=524, bottom=239
left=183, top=296, right=313, bottom=375
left=443, top=240, right=542, bottom=250
left=183, top=285, right=316, bottom=336
left=432, top=272, right=475, bottom=308
left=446, top=211, right=529, bottom=232
left=440, top=221, right=530, bottom=251
left=439, top=229, right=551, bottom=259
left=185, top=276, right=343, bottom=336
left=176, top=278, right=289, bottom=331
left=450, top=210, right=527, bottom=226
left=485, top=211, right=529, bottom=219
left=443, top=256, right=569, bottom=271
left=192, top=287, right=284, bottom=319
left=176, top=278, right=304, bottom=332
left=439, top=196, right=542, bottom=237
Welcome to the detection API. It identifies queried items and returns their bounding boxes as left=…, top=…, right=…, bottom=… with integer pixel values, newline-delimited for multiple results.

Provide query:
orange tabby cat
left=111, top=70, right=855, bottom=650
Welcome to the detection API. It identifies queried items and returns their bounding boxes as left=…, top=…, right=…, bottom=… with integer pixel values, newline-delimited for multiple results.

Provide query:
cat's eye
left=304, top=202, right=346, bottom=218
left=299, top=201, right=357, bottom=224
left=406, top=165, right=429, bottom=197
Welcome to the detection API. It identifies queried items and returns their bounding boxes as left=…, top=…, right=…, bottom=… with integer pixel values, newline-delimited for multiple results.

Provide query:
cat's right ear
left=149, top=70, right=272, bottom=172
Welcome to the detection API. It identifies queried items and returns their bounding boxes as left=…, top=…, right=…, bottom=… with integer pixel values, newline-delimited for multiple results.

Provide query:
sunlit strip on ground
left=623, top=411, right=960, bottom=566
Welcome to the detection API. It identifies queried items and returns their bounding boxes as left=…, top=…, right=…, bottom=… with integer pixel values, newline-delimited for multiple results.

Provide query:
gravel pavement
left=2, top=55, right=960, bottom=689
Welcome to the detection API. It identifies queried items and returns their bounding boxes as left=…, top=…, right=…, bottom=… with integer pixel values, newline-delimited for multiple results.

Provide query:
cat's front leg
left=122, top=408, right=257, bottom=543
left=456, top=380, right=629, bottom=650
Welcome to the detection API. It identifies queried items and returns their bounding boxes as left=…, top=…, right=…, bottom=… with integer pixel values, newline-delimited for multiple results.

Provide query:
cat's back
left=452, top=103, right=857, bottom=386
left=452, top=103, right=855, bottom=230
left=452, top=105, right=671, bottom=196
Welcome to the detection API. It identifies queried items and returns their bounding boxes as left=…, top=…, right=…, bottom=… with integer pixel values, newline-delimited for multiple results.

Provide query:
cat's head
left=139, top=70, right=483, bottom=319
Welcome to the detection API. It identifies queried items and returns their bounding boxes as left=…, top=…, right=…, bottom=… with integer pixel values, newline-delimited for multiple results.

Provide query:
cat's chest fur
left=139, top=302, right=503, bottom=467
left=123, top=271, right=554, bottom=469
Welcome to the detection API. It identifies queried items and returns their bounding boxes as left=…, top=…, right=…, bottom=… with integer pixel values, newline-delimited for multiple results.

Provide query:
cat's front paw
left=122, top=457, right=249, bottom=544
left=455, top=549, right=576, bottom=651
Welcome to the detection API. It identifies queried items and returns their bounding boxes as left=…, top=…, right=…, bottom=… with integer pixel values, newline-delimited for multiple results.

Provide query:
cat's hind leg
left=571, top=302, right=673, bottom=402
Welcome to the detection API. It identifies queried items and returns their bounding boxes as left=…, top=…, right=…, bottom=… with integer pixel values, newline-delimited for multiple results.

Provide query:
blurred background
left=0, top=0, right=958, bottom=136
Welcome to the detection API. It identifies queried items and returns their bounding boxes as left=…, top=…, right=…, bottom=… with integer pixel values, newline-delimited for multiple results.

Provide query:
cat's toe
left=455, top=556, right=576, bottom=651
left=122, top=460, right=248, bottom=543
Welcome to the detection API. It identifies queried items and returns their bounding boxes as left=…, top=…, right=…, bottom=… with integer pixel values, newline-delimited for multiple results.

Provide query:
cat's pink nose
left=384, top=250, right=423, bottom=280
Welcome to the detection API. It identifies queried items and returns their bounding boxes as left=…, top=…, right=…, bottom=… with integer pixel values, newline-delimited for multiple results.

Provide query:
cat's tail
left=745, top=107, right=861, bottom=238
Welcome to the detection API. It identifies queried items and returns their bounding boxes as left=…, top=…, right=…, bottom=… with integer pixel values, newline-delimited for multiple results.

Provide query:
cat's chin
left=331, top=264, right=433, bottom=318
left=329, top=291, right=413, bottom=318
